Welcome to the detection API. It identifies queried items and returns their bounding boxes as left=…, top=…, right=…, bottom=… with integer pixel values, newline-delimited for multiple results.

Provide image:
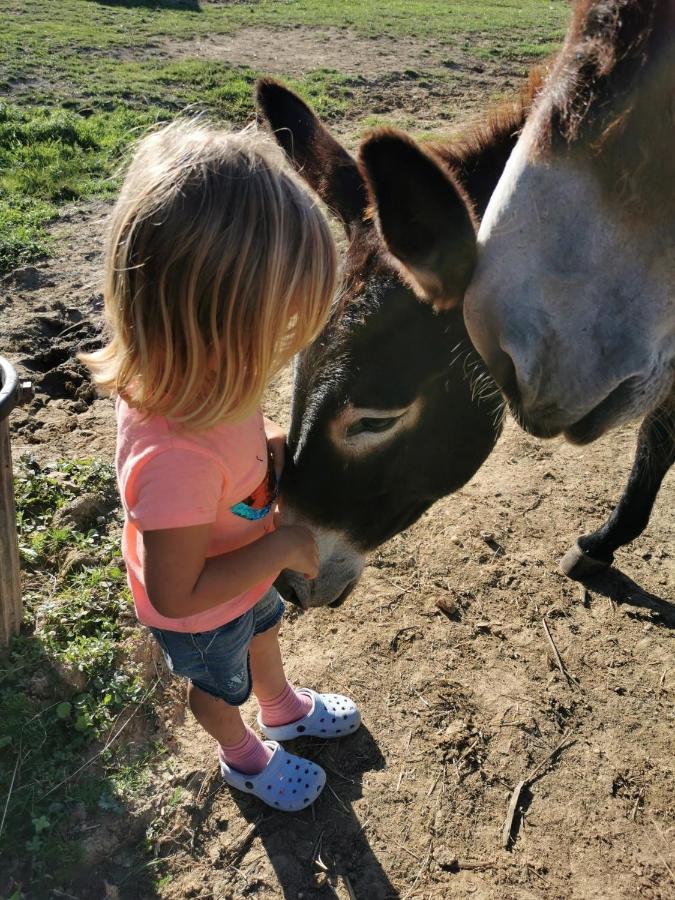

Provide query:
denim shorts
left=150, top=587, right=285, bottom=705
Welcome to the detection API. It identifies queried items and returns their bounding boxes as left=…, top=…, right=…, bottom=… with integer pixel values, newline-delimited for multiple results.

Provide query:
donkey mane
left=428, top=66, right=546, bottom=214
left=549, top=0, right=672, bottom=135
left=361, top=67, right=546, bottom=228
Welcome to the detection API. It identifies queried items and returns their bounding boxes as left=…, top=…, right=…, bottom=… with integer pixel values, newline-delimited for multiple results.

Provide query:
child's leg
left=249, top=623, right=312, bottom=725
left=248, top=622, right=286, bottom=700
left=247, top=595, right=361, bottom=743
left=187, top=682, right=246, bottom=744
left=188, top=683, right=271, bottom=774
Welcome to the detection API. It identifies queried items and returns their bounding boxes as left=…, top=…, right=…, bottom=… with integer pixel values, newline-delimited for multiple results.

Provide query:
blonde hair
left=81, top=120, right=337, bottom=429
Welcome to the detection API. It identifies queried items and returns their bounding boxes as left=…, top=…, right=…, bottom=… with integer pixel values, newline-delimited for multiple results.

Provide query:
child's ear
left=256, top=79, right=368, bottom=233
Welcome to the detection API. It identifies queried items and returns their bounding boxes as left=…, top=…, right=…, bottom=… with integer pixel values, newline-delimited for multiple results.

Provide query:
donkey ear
left=256, top=78, right=367, bottom=232
left=359, top=130, right=478, bottom=309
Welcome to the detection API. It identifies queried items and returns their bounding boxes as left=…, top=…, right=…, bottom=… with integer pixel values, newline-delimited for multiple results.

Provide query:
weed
left=0, top=458, right=156, bottom=892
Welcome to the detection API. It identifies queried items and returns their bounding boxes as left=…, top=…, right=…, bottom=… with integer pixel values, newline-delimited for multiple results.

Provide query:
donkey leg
left=560, top=401, right=675, bottom=580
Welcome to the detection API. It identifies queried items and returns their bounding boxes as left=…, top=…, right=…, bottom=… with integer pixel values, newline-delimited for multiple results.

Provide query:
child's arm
left=264, top=416, right=286, bottom=479
left=143, top=523, right=318, bottom=619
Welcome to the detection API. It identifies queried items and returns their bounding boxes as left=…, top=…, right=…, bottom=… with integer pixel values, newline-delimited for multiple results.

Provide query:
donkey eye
left=347, top=416, right=402, bottom=437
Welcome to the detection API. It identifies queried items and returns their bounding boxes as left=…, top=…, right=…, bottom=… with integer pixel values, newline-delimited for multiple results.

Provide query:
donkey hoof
left=559, top=541, right=610, bottom=581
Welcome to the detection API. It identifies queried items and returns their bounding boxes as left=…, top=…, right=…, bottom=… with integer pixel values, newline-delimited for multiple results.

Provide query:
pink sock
left=219, top=726, right=273, bottom=775
left=258, top=682, right=313, bottom=728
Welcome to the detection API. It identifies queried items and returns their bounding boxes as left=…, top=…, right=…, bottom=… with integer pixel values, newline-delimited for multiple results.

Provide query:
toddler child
left=81, top=121, right=360, bottom=811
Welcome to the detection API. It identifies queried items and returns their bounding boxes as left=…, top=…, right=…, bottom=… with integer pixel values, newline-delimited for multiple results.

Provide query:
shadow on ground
left=94, top=0, right=201, bottom=10
left=582, top=566, right=675, bottom=628
left=224, top=724, right=399, bottom=898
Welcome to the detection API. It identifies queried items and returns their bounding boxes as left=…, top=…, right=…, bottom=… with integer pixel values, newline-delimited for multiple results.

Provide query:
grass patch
left=0, top=105, right=149, bottom=202
left=1, top=458, right=158, bottom=893
left=6, top=0, right=569, bottom=50
left=0, top=61, right=351, bottom=274
left=0, top=196, right=55, bottom=274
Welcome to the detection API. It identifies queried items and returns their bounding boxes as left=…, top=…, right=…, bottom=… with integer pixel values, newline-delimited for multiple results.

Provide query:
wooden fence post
left=0, top=357, right=31, bottom=648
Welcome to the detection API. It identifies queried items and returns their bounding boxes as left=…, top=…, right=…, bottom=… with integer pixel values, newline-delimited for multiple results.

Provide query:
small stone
left=60, top=549, right=98, bottom=578
left=435, top=595, right=459, bottom=619
left=53, top=493, right=113, bottom=530
left=28, top=673, right=51, bottom=699
left=441, top=719, right=468, bottom=744
left=435, top=849, right=459, bottom=871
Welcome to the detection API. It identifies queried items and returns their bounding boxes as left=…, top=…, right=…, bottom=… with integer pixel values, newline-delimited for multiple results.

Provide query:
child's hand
left=264, top=417, right=286, bottom=480
left=275, top=525, right=320, bottom=579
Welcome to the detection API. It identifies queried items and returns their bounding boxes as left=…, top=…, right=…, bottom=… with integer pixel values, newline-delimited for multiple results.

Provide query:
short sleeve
left=128, top=448, right=226, bottom=532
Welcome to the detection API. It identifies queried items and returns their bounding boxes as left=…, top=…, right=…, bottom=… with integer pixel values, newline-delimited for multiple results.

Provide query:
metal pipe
left=0, top=356, right=19, bottom=422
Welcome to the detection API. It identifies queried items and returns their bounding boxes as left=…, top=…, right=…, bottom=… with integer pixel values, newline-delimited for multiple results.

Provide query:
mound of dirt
left=2, top=204, right=116, bottom=459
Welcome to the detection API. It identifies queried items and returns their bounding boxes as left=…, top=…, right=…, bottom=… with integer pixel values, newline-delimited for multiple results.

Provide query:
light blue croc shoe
left=219, top=740, right=325, bottom=812
left=258, top=689, right=361, bottom=742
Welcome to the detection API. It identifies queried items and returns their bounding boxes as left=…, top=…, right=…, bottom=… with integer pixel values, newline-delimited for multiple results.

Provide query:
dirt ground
left=2, top=24, right=674, bottom=900
left=143, top=26, right=528, bottom=131
left=5, top=23, right=531, bottom=134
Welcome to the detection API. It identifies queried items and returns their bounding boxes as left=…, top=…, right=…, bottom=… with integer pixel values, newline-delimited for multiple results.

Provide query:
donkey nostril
left=286, top=587, right=302, bottom=607
left=274, top=570, right=308, bottom=608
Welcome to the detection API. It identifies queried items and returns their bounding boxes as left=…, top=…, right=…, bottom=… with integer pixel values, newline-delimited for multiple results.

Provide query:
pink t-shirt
left=115, top=398, right=277, bottom=633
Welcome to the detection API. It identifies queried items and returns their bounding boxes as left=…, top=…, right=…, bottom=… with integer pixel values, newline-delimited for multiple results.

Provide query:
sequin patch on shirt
left=230, top=449, right=278, bottom=521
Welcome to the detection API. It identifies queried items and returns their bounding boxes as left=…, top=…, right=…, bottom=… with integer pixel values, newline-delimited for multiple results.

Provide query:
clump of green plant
left=0, top=103, right=150, bottom=201
left=1, top=457, right=157, bottom=892
left=0, top=195, right=55, bottom=274
left=15, top=456, right=119, bottom=572
left=0, top=102, right=159, bottom=273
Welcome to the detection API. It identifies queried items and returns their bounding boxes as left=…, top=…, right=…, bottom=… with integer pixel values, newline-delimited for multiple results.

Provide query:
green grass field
left=0, top=0, right=568, bottom=274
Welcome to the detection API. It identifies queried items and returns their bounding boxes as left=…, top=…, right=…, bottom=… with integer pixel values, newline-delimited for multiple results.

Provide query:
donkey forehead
left=313, top=275, right=454, bottom=398
left=289, top=268, right=460, bottom=457
left=480, top=117, right=630, bottom=255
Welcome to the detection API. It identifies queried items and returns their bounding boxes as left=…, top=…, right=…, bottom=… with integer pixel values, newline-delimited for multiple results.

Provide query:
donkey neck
left=543, top=0, right=675, bottom=221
